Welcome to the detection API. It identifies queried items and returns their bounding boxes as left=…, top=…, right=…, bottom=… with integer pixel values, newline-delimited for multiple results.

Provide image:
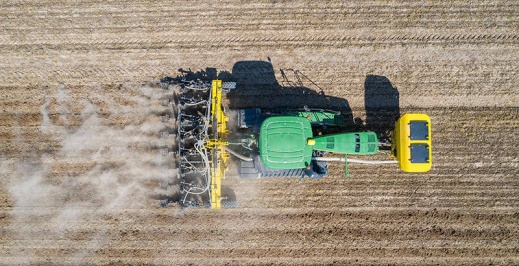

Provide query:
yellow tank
left=392, top=113, right=432, bottom=172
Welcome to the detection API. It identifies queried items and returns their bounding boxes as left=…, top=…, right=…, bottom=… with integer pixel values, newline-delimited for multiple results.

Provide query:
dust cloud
left=2, top=83, right=175, bottom=263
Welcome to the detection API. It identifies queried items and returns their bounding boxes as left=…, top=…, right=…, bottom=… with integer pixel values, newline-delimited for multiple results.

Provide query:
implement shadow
left=226, top=60, right=356, bottom=129
left=161, top=61, right=358, bottom=129
left=364, top=75, right=400, bottom=142
left=161, top=67, right=220, bottom=84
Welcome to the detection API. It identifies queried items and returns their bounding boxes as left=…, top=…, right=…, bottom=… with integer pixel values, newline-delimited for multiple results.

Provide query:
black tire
left=251, top=155, right=305, bottom=178
left=238, top=160, right=260, bottom=178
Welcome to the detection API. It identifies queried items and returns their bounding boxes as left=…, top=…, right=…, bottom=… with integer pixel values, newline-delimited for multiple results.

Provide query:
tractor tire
left=252, top=155, right=306, bottom=178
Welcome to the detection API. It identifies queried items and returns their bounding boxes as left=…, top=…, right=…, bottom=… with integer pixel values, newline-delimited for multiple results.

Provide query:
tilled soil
left=1, top=1, right=518, bottom=265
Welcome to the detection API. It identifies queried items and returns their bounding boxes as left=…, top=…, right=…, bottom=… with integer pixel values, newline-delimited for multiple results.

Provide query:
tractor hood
left=259, top=116, right=313, bottom=169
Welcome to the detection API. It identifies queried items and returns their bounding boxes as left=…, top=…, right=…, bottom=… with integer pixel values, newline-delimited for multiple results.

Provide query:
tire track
left=1, top=2, right=517, bottom=32
left=1, top=33, right=517, bottom=49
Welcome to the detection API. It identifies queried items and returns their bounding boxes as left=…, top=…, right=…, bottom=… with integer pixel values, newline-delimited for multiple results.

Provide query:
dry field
left=1, top=0, right=518, bottom=265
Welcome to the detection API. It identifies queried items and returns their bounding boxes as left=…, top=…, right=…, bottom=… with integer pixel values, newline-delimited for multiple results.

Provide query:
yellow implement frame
left=206, top=80, right=230, bottom=209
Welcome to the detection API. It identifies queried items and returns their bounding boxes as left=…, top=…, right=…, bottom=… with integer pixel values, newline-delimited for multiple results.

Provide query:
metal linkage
left=161, top=77, right=211, bottom=92
left=159, top=78, right=234, bottom=209
left=168, top=80, right=213, bottom=209
left=180, top=79, right=212, bottom=93
left=179, top=95, right=207, bottom=107
left=179, top=113, right=204, bottom=126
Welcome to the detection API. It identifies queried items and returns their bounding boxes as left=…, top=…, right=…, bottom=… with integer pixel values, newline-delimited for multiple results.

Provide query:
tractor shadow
left=226, top=60, right=357, bottom=130
left=363, top=75, right=400, bottom=142
left=161, top=61, right=400, bottom=137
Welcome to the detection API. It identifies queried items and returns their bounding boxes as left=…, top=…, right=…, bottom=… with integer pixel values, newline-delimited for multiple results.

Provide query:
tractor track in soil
left=1, top=33, right=518, bottom=49
left=1, top=0, right=518, bottom=265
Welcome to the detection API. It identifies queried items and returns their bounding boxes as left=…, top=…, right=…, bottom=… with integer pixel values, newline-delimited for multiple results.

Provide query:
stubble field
left=0, top=1, right=518, bottom=265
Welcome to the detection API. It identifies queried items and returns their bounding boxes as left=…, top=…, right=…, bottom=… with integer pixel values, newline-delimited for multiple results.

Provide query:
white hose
left=225, top=147, right=253, bottom=162
left=312, top=157, right=398, bottom=164
left=182, top=141, right=211, bottom=200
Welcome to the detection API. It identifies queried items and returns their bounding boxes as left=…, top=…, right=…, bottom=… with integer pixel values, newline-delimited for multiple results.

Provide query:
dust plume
left=2, top=82, right=175, bottom=264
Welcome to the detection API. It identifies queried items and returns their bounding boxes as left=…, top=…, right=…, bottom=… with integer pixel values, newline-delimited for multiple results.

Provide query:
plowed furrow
left=1, top=2, right=517, bottom=32
left=1, top=33, right=517, bottom=50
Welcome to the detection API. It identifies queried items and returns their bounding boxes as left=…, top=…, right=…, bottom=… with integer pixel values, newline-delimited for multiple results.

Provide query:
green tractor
left=233, top=109, right=379, bottom=179
left=158, top=73, right=432, bottom=209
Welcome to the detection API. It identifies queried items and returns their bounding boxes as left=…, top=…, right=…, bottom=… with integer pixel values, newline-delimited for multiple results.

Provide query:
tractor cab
left=259, top=116, right=314, bottom=169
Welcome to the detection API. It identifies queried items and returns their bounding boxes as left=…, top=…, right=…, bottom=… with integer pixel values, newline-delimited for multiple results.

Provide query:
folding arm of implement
left=206, top=80, right=230, bottom=209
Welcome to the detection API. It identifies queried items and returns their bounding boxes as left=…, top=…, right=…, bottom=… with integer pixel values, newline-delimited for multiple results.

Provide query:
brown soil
left=1, top=1, right=518, bottom=265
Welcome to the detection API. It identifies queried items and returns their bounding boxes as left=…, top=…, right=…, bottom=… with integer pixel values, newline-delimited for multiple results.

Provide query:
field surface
left=0, top=1, right=518, bottom=265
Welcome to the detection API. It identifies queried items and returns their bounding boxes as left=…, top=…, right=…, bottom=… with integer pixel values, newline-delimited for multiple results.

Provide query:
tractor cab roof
left=259, top=116, right=313, bottom=169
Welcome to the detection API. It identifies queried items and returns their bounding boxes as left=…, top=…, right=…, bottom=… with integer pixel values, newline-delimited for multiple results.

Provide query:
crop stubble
left=0, top=0, right=518, bottom=265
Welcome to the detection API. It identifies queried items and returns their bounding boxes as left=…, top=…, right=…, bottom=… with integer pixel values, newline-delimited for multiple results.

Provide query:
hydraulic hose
left=225, top=147, right=253, bottom=162
left=312, top=157, right=397, bottom=164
